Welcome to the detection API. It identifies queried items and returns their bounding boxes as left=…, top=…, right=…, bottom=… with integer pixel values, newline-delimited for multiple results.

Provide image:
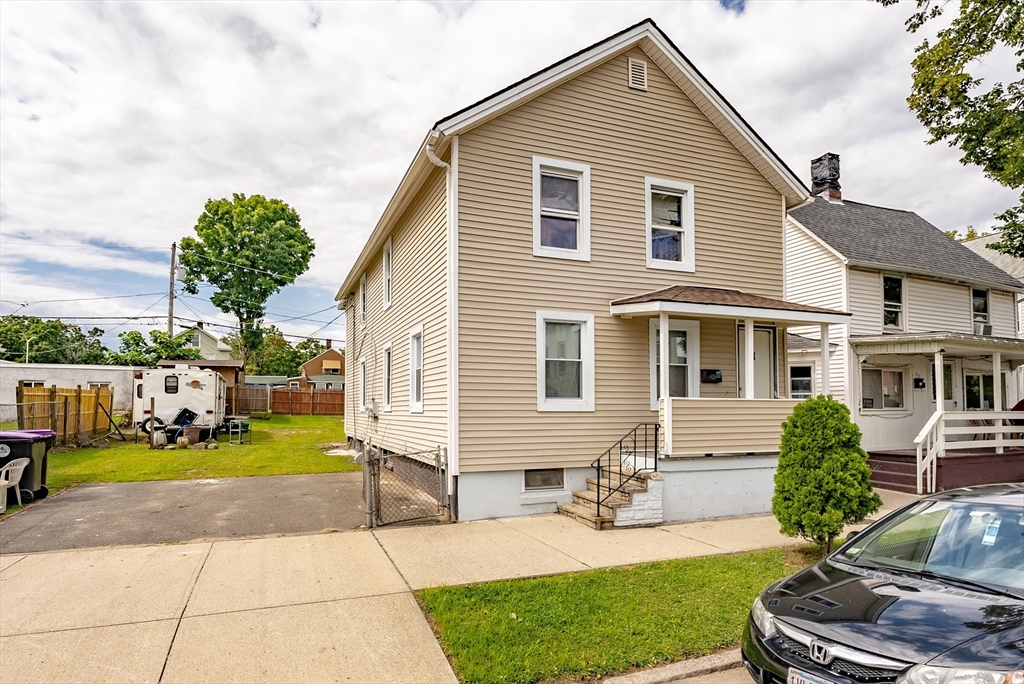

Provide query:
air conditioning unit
left=365, top=399, right=379, bottom=418
left=974, top=323, right=993, bottom=336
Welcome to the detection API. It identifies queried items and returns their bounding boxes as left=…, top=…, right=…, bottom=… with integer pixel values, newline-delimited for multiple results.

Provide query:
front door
left=931, top=361, right=960, bottom=411
left=738, top=327, right=775, bottom=398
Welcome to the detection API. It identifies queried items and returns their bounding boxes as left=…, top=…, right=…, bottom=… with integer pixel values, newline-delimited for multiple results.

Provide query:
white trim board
left=610, top=301, right=850, bottom=326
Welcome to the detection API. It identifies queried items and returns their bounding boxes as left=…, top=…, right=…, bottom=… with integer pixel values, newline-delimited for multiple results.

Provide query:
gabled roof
left=962, top=232, right=1024, bottom=281
left=789, top=197, right=1023, bottom=292
left=336, top=19, right=810, bottom=302
left=300, top=347, right=345, bottom=372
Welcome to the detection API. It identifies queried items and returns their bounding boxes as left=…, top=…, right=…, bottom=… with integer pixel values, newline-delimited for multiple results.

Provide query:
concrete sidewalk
left=0, top=488, right=917, bottom=683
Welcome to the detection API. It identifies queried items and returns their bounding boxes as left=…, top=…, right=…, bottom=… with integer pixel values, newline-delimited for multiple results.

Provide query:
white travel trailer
left=133, top=366, right=227, bottom=436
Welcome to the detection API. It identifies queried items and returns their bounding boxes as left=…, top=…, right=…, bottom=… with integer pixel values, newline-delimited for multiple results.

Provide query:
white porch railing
left=914, top=410, right=1024, bottom=494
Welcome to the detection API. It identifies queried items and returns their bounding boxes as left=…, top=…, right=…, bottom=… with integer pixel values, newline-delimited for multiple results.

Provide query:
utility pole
left=167, top=242, right=177, bottom=335
left=25, top=336, right=35, bottom=363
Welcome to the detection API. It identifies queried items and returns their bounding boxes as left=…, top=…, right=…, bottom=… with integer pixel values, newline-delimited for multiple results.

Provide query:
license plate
left=788, top=668, right=836, bottom=684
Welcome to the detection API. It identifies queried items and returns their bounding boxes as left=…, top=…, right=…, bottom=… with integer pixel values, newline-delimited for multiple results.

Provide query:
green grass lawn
left=419, top=548, right=801, bottom=684
left=43, top=415, right=357, bottom=491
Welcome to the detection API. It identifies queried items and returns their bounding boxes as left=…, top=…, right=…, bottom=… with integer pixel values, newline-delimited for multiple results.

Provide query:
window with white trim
left=645, top=177, right=695, bottom=272
left=359, top=273, right=367, bottom=327
left=382, top=239, right=393, bottom=310
left=789, top=364, right=814, bottom=399
left=861, top=368, right=905, bottom=410
left=533, top=157, right=590, bottom=261
left=409, top=327, right=423, bottom=413
left=882, top=276, right=903, bottom=331
left=382, top=343, right=392, bottom=411
left=536, top=311, right=595, bottom=411
left=648, top=319, right=700, bottom=409
left=972, top=288, right=989, bottom=326
left=289, top=381, right=299, bottom=388
left=525, top=468, right=565, bottom=491
left=359, top=358, right=367, bottom=411
left=190, top=332, right=201, bottom=348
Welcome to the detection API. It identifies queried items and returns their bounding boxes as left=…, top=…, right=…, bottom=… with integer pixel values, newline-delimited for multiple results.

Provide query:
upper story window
left=972, top=289, right=989, bottom=332
left=536, top=311, right=595, bottom=412
left=190, top=332, right=201, bottom=348
left=382, top=238, right=393, bottom=310
left=645, top=177, right=695, bottom=272
left=533, top=157, right=590, bottom=261
left=359, top=273, right=367, bottom=328
left=882, top=276, right=903, bottom=331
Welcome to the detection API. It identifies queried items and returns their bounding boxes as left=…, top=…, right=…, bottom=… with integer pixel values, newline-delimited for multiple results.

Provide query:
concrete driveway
left=0, top=473, right=367, bottom=554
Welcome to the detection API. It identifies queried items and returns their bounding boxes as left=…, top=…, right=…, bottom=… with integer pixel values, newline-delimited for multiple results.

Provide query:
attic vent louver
left=628, top=58, right=648, bottom=91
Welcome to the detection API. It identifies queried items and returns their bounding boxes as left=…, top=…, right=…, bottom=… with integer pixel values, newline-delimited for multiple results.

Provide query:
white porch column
left=660, top=312, right=672, bottom=455
left=993, top=351, right=1003, bottom=453
left=819, top=324, right=830, bottom=397
left=934, top=350, right=944, bottom=409
left=744, top=319, right=755, bottom=399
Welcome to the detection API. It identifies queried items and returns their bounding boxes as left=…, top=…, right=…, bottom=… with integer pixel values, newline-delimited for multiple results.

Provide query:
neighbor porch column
left=819, top=324, right=830, bottom=397
left=744, top=318, right=755, bottom=399
left=993, top=351, right=1003, bottom=453
left=660, top=311, right=672, bottom=456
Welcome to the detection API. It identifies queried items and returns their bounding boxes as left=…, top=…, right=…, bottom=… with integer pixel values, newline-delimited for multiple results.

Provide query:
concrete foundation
left=456, top=468, right=591, bottom=520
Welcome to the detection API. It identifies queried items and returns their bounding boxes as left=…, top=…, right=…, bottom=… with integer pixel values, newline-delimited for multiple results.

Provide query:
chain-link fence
left=365, top=445, right=450, bottom=526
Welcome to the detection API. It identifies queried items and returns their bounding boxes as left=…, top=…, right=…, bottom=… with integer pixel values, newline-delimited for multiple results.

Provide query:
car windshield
left=837, top=498, right=1024, bottom=596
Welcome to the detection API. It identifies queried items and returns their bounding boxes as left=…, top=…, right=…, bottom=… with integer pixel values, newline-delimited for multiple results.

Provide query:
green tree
left=178, top=194, right=315, bottom=364
left=295, top=337, right=327, bottom=366
left=247, top=327, right=301, bottom=376
left=772, top=396, right=882, bottom=554
left=878, top=0, right=1023, bottom=251
left=0, top=316, right=107, bottom=364
left=106, top=330, right=203, bottom=367
left=944, top=225, right=989, bottom=241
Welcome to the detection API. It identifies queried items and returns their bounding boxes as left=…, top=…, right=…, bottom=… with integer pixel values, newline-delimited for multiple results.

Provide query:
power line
left=1, top=292, right=166, bottom=307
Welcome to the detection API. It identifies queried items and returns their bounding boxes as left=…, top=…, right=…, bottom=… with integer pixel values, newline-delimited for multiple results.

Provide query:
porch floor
left=867, top=448, right=1024, bottom=494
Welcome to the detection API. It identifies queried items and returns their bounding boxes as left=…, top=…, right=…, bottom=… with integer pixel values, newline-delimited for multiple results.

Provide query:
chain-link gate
left=364, top=445, right=450, bottom=526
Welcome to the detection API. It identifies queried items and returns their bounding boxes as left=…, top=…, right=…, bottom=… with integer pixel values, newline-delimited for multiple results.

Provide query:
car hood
left=765, top=560, right=1024, bottom=664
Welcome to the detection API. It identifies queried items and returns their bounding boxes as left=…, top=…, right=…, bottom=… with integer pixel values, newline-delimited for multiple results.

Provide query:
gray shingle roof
left=962, top=232, right=1024, bottom=280
left=790, top=197, right=1023, bottom=291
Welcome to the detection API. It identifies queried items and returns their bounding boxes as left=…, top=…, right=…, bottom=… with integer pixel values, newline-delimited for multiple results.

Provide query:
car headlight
left=751, top=596, right=776, bottom=637
left=898, top=665, right=1024, bottom=684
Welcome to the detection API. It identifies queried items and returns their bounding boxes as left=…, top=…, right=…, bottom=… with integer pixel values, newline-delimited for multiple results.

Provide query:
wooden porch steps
left=558, top=467, right=656, bottom=530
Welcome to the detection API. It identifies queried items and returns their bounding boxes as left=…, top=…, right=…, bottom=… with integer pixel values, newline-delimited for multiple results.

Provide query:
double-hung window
left=409, top=326, right=423, bottom=413
left=645, top=177, right=695, bottom=272
left=382, top=343, right=392, bottom=412
left=789, top=365, right=814, bottom=399
left=382, top=239, right=393, bottom=310
left=536, top=311, right=595, bottom=411
left=648, top=319, right=699, bottom=409
left=533, top=157, right=590, bottom=261
left=882, top=276, right=903, bottom=331
left=972, top=289, right=989, bottom=333
left=359, top=273, right=367, bottom=328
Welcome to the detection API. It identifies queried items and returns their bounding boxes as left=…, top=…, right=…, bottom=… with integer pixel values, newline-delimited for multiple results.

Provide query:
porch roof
left=850, top=332, right=1024, bottom=359
left=609, top=285, right=850, bottom=325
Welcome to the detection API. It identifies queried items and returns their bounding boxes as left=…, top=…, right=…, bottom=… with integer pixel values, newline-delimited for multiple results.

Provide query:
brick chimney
left=810, top=152, right=842, bottom=204
left=195, top=321, right=204, bottom=330
left=325, top=339, right=332, bottom=349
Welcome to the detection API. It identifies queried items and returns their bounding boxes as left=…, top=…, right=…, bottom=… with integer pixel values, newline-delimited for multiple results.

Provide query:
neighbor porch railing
left=914, top=409, right=1024, bottom=494
left=591, top=423, right=659, bottom=518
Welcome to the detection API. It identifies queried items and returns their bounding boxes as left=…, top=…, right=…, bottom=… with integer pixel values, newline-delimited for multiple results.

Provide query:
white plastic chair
left=0, top=458, right=30, bottom=514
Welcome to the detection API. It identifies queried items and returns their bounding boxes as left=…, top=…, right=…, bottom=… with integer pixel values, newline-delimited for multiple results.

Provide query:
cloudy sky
left=0, top=0, right=1017, bottom=352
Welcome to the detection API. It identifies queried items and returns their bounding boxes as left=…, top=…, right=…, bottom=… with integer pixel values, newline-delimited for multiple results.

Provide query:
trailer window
left=137, top=384, right=143, bottom=398
left=165, top=375, right=179, bottom=394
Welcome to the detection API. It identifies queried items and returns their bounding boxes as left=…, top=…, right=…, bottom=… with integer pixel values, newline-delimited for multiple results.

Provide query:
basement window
left=525, top=468, right=564, bottom=491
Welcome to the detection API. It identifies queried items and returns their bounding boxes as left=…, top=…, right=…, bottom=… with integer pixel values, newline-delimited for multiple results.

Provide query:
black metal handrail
left=590, top=423, right=660, bottom=517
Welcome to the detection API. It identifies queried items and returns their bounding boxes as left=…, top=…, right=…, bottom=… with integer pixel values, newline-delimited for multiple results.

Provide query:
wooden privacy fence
left=271, top=387, right=345, bottom=416
left=13, top=383, right=114, bottom=445
left=235, top=386, right=273, bottom=414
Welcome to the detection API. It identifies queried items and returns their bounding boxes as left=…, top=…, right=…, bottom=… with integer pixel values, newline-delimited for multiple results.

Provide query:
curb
left=600, top=649, right=742, bottom=684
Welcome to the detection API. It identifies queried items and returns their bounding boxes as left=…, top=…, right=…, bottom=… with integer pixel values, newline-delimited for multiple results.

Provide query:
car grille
left=777, top=633, right=904, bottom=683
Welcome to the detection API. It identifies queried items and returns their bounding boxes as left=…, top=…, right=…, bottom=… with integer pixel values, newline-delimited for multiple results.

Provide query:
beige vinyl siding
left=346, top=167, right=448, bottom=454
left=457, top=47, right=787, bottom=473
left=848, top=268, right=883, bottom=335
left=907, top=277, right=971, bottom=334
left=991, top=291, right=1016, bottom=337
left=671, top=398, right=799, bottom=455
left=699, top=318, right=738, bottom=398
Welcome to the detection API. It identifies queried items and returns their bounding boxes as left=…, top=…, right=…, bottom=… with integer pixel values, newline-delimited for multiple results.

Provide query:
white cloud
left=1, top=0, right=1018, bottom=331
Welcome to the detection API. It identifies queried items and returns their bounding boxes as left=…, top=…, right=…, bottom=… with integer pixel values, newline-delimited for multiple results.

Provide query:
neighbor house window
left=524, top=468, right=565, bottom=491
left=972, top=288, right=989, bottom=329
left=862, top=368, right=904, bottom=409
left=289, top=381, right=299, bottom=388
left=536, top=311, right=595, bottom=412
left=645, top=177, right=695, bottom=272
left=88, top=382, right=110, bottom=390
left=190, top=332, right=201, bottom=348
left=21, top=381, right=44, bottom=388
left=359, top=358, right=366, bottom=411
left=382, top=343, right=392, bottom=411
left=649, top=320, right=700, bottom=409
left=165, top=375, right=179, bottom=394
left=409, top=327, right=423, bottom=413
left=789, top=365, right=814, bottom=399
left=883, top=276, right=903, bottom=330
left=359, top=273, right=367, bottom=327
left=533, top=156, right=590, bottom=261
left=382, top=238, right=393, bottom=310
left=323, top=367, right=339, bottom=375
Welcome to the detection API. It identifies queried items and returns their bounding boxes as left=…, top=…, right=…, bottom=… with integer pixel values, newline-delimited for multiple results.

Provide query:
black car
left=742, top=483, right=1024, bottom=684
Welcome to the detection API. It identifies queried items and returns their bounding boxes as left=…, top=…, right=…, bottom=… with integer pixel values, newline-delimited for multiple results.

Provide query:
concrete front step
left=557, top=502, right=616, bottom=530
left=573, top=488, right=630, bottom=509
left=586, top=477, right=647, bottom=496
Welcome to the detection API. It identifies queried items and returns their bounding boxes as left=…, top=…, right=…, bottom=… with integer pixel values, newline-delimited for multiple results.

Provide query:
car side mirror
left=845, top=530, right=860, bottom=542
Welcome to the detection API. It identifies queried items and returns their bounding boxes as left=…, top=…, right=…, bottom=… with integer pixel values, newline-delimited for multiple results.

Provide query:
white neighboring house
left=785, top=154, right=1024, bottom=492
left=179, top=324, right=233, bottom=361
left=0, top=360, right=146, bottom=421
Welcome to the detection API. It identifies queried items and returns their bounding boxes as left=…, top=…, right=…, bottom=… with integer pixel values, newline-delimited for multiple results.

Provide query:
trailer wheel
left=140, top=416, right=165, bottom=435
